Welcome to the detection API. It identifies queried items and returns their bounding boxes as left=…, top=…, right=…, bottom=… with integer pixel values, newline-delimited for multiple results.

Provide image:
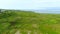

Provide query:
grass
left=0, top=10, right=60, bottom=34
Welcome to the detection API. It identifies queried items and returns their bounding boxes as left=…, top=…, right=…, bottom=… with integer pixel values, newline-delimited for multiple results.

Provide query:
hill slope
left=0, top=10, right=60, bottom=34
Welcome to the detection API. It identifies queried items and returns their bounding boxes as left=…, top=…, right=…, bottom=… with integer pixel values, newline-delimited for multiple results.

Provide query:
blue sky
left=0, top=0, right=60, bottom=10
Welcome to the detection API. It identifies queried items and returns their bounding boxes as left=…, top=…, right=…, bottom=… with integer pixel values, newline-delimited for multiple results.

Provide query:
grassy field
left=0, top=10, right=60, bottom=34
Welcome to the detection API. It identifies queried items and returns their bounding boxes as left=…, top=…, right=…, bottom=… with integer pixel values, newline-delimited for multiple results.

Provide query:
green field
left=0, top=10, right=60, bottom=34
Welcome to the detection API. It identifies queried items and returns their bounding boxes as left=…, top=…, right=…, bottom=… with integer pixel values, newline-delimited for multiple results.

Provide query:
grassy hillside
left=0, top=10, right=60, bottom=34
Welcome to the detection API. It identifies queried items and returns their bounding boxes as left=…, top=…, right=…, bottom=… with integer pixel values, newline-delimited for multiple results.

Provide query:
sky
left=0, top=0, right=60, bottom=10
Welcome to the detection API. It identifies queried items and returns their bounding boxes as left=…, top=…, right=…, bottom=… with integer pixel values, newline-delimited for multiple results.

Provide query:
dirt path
left=15, top=30, right=20, bottom=34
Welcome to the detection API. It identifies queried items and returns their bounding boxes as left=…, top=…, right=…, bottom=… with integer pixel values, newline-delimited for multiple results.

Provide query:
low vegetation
left=0, top=10, right=60, bottom=34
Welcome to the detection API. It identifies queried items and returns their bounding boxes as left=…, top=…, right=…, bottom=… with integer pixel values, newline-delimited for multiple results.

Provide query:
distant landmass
left=0, top=7, right=60, bottom=14
left=33, top=7, right=60, bottom=14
